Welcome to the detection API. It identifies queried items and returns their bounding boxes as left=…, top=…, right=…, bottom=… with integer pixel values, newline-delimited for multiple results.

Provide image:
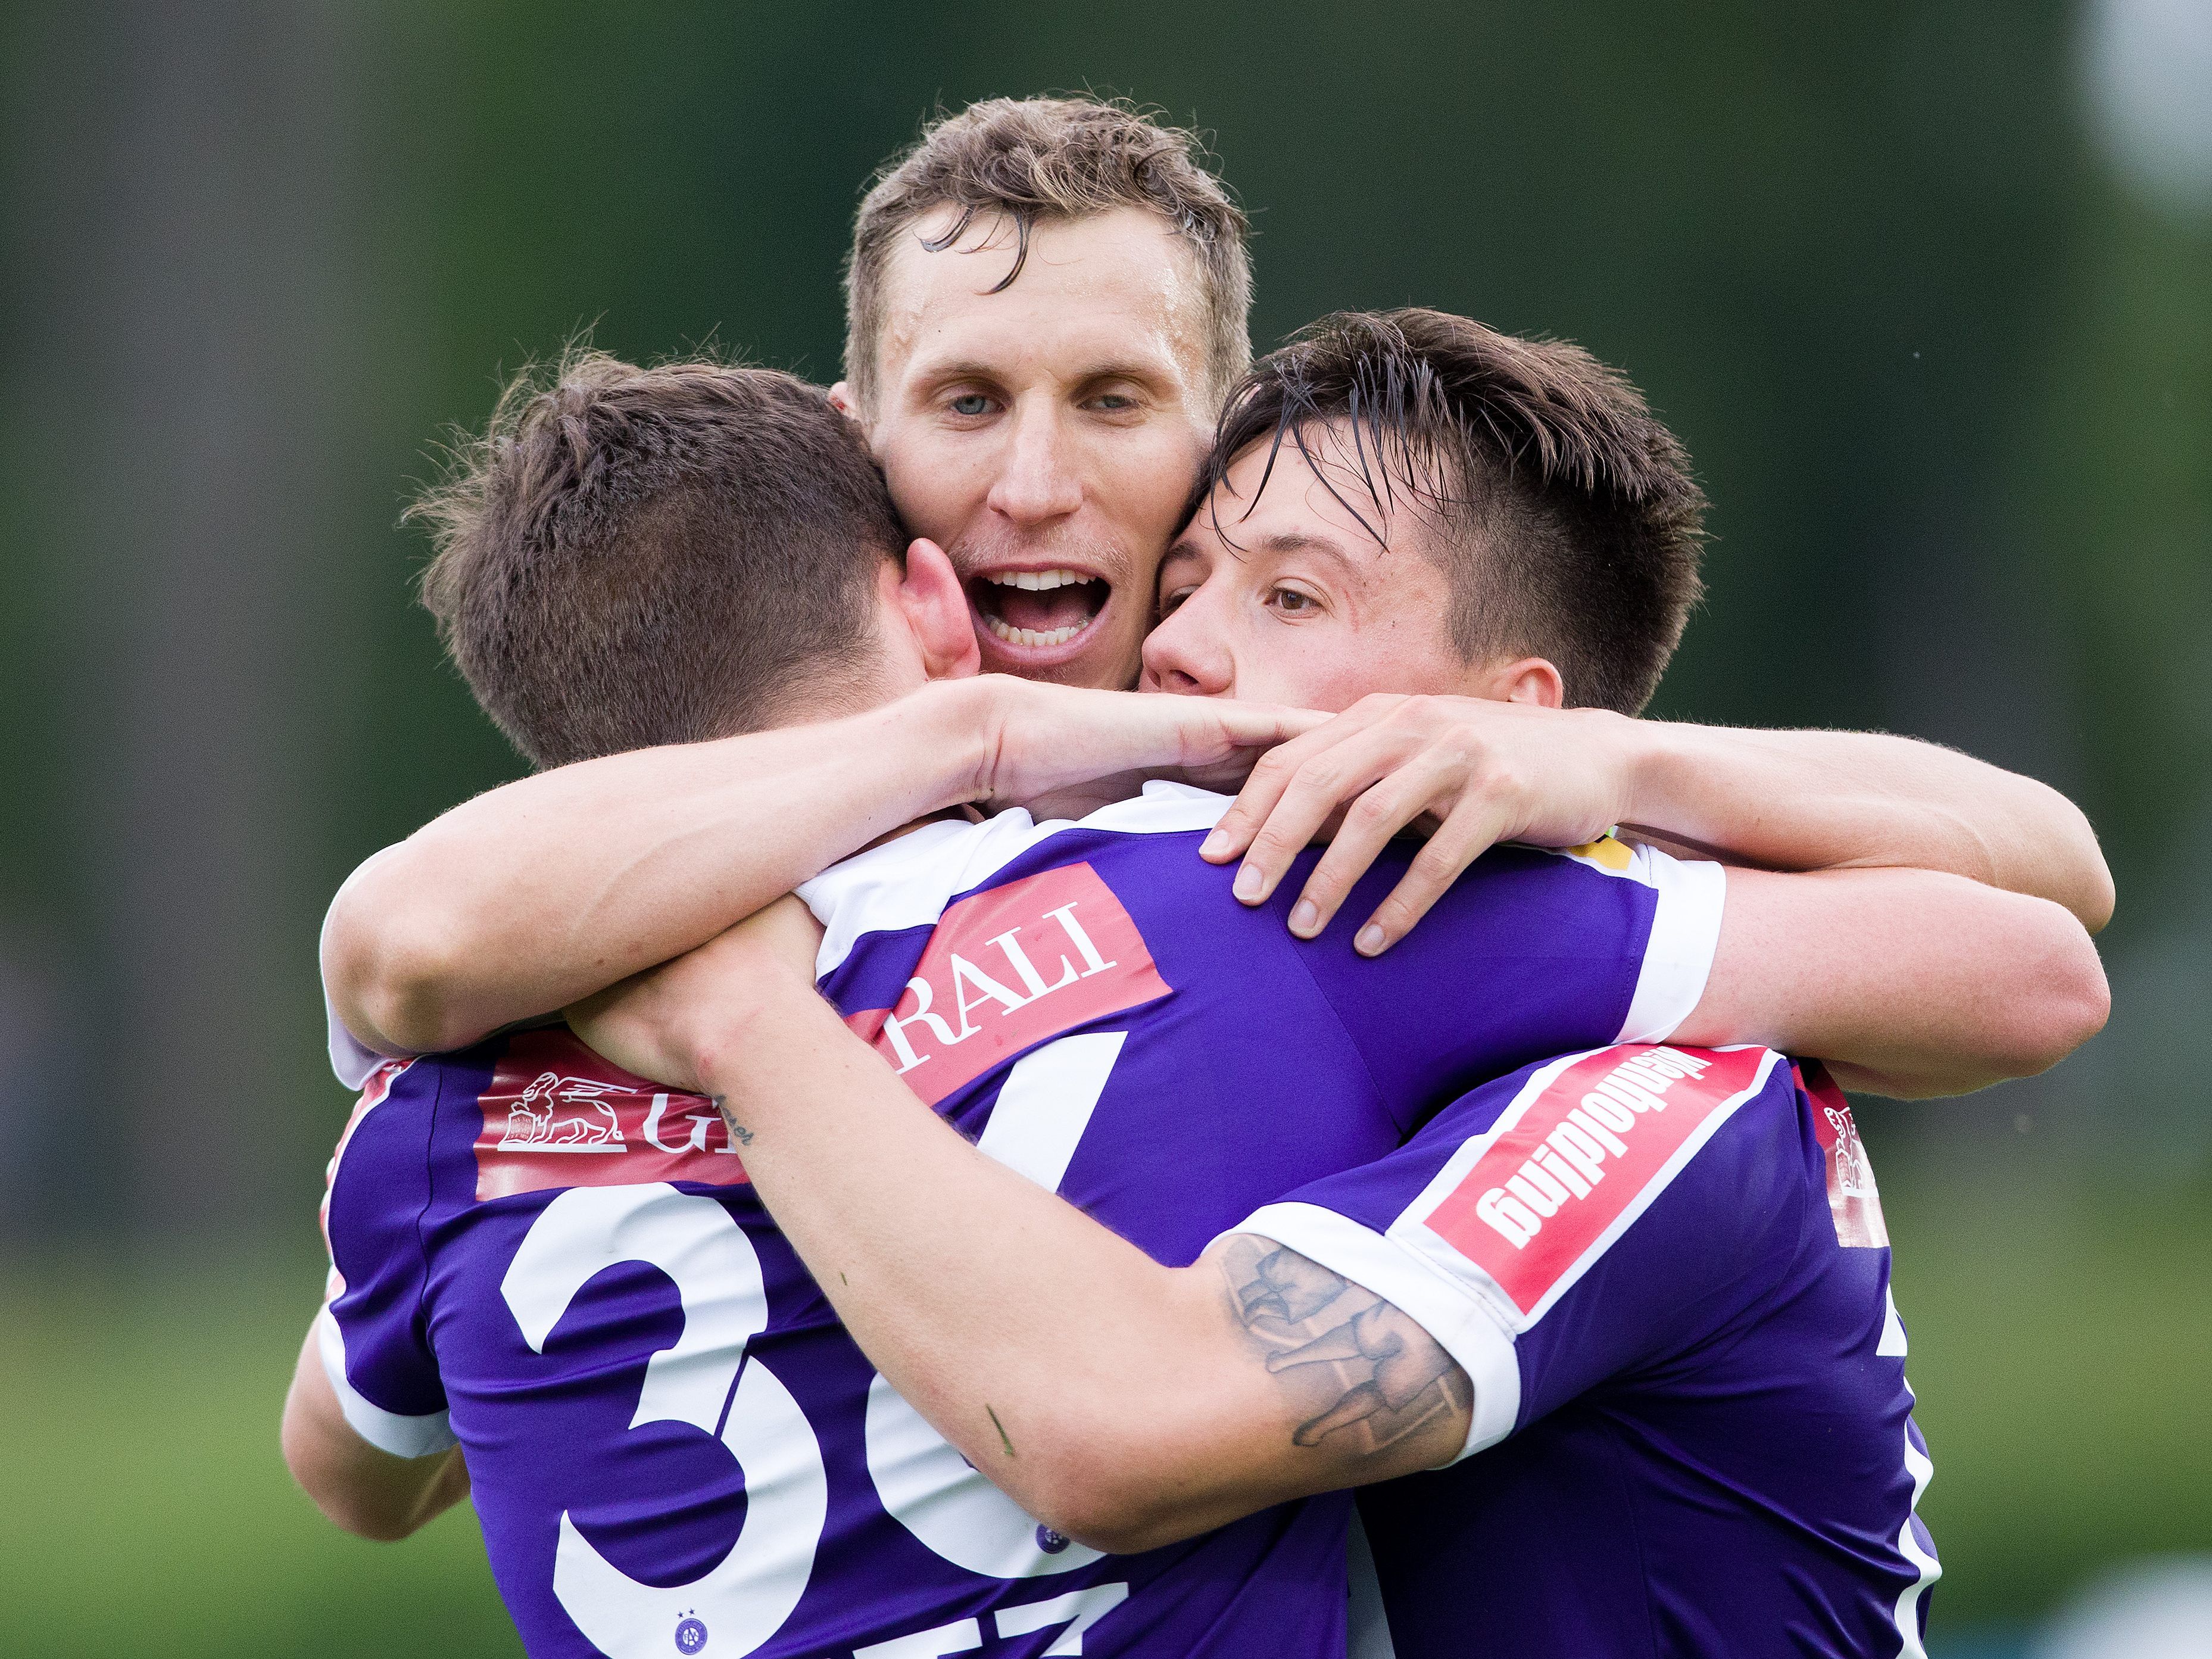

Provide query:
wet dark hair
left=1196, top=308, right=1707, bottom=715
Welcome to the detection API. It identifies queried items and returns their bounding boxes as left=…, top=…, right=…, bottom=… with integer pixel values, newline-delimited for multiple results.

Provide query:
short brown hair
left=845, top=96, right=1252, bottom=410
left=1198, top=309, right=1707, bottom=715
left=410, top=351, right=905, bottom=768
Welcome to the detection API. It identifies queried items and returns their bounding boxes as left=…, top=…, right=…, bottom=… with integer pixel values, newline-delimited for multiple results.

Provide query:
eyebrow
left=906, top=355, right=1177, bottom=391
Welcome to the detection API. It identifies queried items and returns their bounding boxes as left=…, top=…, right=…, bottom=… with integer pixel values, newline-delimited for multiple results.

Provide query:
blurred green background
left=2, top=2, right=2207, bottom=1655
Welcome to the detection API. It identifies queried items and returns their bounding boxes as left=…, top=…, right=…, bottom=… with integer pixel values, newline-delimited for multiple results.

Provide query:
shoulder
left=800, top=784, right=1236, bottom=978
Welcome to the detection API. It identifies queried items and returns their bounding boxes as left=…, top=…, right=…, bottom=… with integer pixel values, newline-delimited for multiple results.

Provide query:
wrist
left=916, top=676, right=1012, bottom=807
left=1592, top=707, right=1671, bottom=832
left=854, top=678, right=1003, bottom=814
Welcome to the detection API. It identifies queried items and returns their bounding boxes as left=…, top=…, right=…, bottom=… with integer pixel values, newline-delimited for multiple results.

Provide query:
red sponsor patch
left=1797, top=1060, right=1889, bottom=1249
left=842, top=862, right=1170, bottom=1107
left=1422, top=1045, right=1770, bottom=1316
left=471, top=1028, right=748, bottom=1201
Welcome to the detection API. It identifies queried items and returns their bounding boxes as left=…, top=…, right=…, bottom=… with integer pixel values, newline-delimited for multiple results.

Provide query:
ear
left=1475, top=655, right=1565, bottom=709
left=891, top=539, right=981, bottom=681
left=828, top=382, right=864, bottom=425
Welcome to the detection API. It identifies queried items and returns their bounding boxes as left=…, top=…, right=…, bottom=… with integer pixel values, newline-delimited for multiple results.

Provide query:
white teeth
left=984, top=616, right=1085, bottom=648
left=985, top=568, right=1092, bottom=591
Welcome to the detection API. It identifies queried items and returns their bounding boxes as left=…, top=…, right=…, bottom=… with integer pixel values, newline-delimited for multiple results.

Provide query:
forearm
left=326, top=680, right=999, bottom=1054
left=1619, top=721, right=2114, bottom=932
left=694, top=996, right=1230, bottom=1543
left=1675, top=866, right=2111, bottom=1099
left=281, top=1323, right=470, bottom=1541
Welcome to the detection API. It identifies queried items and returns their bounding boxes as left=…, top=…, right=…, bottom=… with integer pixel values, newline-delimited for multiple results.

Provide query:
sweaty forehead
left=875, top=205, right=1208, bottom=391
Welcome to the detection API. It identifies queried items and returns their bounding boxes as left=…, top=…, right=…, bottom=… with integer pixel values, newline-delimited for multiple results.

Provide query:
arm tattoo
left=709, top=1097, right=755, bottom=1145
left=1219, top=1236, right=1472, bottom=1457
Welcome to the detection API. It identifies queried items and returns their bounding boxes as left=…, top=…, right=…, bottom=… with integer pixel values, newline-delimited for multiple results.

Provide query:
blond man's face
left=848, top=205, right=1216, bottom=690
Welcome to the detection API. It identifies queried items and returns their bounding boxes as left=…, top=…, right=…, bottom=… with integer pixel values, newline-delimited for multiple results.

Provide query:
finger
left=1287, top=757, right=1461, bottom=938
left=1353, top=794, right=1519, bottom=956
left=1231, top=726, right=1419, bottom=906
left=1200, top=704, right=1393, bottom=865
left=1207, top=701, right=1330, bottom=752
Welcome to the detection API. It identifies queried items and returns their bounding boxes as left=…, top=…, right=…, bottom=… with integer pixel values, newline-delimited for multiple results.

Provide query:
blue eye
left=950, top=394, right=991, bottom=417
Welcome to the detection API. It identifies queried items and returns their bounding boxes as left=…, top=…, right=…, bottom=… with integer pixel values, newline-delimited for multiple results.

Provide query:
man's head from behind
left=839, top=96, right=1252, bottom=687
left=1144, top=309, right=1708, bottom=715
left=412, top=351, right=975, bottom=769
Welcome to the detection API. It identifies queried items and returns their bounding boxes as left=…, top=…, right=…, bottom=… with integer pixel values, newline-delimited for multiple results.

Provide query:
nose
left=1141, top=591, right=1233, bottom=697
left=984, top=399, right=1085, bottom=527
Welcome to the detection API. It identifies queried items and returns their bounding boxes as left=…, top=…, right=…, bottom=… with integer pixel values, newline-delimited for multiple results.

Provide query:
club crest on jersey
left=844, top=862, right=1171, bottom=1107
left=472, top=1030, right=748, bottom=1200
left=1415, top=1044, right=1776, bottom=1320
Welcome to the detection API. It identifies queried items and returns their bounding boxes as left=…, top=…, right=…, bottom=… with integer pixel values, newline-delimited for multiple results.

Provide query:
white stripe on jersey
left=798, top=781, right=1234, bottom=978
left=1886, top=1303, right=1942, bottom=1657
left=1611, top=851, right=1726, bottom=1044
left=315, top=1304, right=457, bottom=1458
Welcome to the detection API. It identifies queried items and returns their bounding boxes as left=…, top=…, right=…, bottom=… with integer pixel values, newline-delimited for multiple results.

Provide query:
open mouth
left=969, top=567, right=1112, bottom=652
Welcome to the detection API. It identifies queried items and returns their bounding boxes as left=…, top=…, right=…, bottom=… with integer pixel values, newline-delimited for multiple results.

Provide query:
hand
left=1199, top=695, right=1636, bottom=955
left=972, top=678, right=1326, bottom=808
left=567, top=896, right=825, bottom=1091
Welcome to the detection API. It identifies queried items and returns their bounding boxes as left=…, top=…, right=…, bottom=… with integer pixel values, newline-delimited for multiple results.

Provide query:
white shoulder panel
left=798, top=783, right=1234, bottom=978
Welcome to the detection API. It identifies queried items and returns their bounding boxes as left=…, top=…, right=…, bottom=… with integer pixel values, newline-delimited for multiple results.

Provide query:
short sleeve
left=320, top=850, right=417, bottom=1089
left=319, top=1062, right=455, bottom=1457
left=1290, top=839, right=1727, bottom=1125
left=1230, top=1043, right=1799, bottom=1464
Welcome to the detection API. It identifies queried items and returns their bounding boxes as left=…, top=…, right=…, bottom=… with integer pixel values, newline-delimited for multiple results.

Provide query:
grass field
left=2, top=1164, right=2204, bottom=1658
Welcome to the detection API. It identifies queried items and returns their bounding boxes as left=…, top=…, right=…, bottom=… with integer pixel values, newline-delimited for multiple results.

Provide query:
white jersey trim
left=1231, top=1200, right=1522, bottom=1465
left=316, top=1304, right=457, bottom=1459
left=1614, top=849, right=1726, bottom=1044
left=798, top=781, right=1234, bottom=978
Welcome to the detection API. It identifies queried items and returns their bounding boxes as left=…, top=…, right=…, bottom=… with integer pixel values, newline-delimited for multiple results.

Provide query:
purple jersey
left=1236, top=1045, right=1938, bottom=1658
left=319, top=784, right=1724, bottom=1658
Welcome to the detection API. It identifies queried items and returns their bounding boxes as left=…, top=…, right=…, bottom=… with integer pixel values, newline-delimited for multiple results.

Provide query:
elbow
left=1007, top=1421, right=1227, bottom=1557
left=1993, top=908, right=2111, bottom=1080
left=1028, top=1466, right=1200, bottom=1558
left=280, top=1423, right=432, bottom=1545
left=326, top=898, right=480, bottom=1059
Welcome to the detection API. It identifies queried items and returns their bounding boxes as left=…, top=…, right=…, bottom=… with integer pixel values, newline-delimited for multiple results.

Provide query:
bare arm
left=280, top=1320, right=470, bottom=1542
left=326, top=676, right=1318, bottom=1056
left=1672, top=865, right=2109, bottom=1097
left=1206, top=696, right=2114, bottom=953
left=570, top=920, right=1470, bottom=1556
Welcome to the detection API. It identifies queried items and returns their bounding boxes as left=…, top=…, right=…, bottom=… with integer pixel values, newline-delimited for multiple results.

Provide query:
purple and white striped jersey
left=318, top=783, right=1723, bottom=1658
left=1237, top=1045, right=1940, bottom=1658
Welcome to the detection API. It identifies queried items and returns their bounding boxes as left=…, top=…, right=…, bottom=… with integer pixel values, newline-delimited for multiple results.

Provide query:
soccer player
left=283, top=353, right=2104, bottom=1655
left=319, top=99, right=2110, bottom=1071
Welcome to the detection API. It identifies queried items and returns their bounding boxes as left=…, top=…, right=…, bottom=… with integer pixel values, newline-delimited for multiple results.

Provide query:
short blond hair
left=844, top=97, right=1252, bottom=411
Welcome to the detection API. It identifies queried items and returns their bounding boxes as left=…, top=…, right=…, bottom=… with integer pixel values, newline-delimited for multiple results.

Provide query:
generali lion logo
left=472, top=1030, right=747, bottom=1201
left=497, top=1072, right=626, bottom=1152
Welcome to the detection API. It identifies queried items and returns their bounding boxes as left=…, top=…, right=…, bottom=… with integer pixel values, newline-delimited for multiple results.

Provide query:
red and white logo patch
left=1416, top=1044, right=1774, bottom=1318
left=1798, top=1060, right=1889, bottom=1248
left=472, top=1029, right=747, bottom=1201
left=843, top=862, right=1170, bottom=1107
